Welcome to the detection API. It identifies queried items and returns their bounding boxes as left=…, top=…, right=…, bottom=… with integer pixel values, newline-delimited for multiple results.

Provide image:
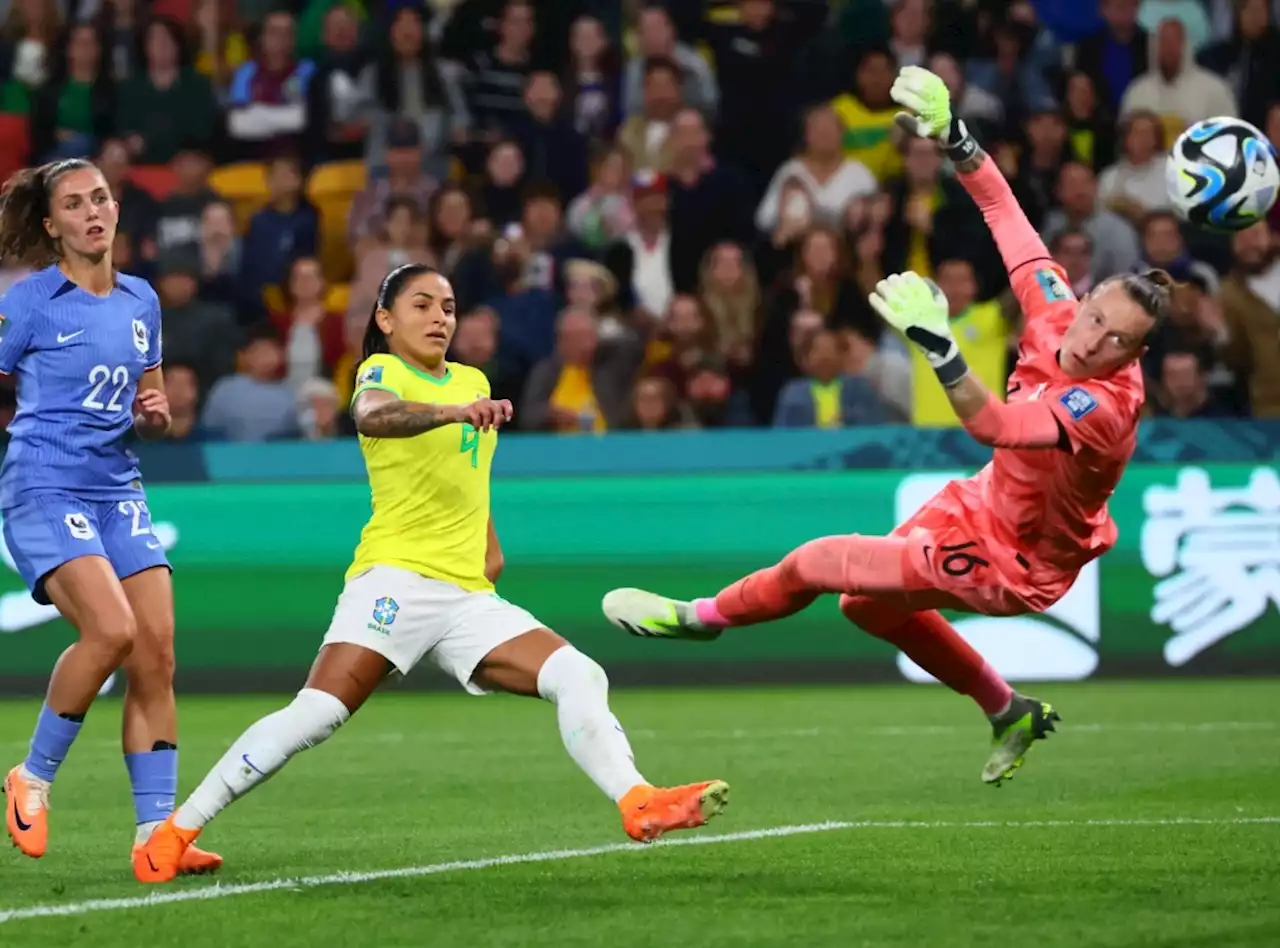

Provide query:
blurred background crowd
left=0, top=0, right=1277, bottom=440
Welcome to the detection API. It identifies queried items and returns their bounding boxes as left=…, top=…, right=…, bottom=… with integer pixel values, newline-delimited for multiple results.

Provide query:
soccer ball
left=1166, top=117, right=1279, bottom=232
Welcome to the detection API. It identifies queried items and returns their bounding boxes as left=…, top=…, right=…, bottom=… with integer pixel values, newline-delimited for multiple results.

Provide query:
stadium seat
left=332, top=349, right=356, bottom=406
left=209, top=162, right=269, bottom=233
left=0, top=114, right=30, bottom=188
left=325, top=282, right=350, bottom=314
left=262, top=284, right=286, bottom=313
left=129, top=165, right=179, bottom=200
left=307, top=161, right=366, bottom=283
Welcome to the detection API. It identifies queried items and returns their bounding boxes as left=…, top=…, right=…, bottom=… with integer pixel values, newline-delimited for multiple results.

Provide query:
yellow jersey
left=347, top=354, right=496, bottom=591
left=911, top=300, right=1008, bottom=427
left=830, top=93, right=902, bottom=183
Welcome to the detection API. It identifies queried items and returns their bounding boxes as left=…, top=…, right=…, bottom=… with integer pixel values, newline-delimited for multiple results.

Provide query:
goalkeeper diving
left=603, top=66, right=1169, bottom=785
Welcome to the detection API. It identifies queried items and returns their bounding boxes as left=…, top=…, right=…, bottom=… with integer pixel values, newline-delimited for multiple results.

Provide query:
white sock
left=173, top=688, right=350, bottom=831
left=536, top=646, right=646, bottom=802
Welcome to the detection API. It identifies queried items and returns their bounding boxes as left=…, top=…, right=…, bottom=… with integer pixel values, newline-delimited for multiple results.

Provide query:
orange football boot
left=4, top=765, right=50, bottom=858
left=619, top=779, right=729, bottom=843
left=132, top=815, right=204, bottom=884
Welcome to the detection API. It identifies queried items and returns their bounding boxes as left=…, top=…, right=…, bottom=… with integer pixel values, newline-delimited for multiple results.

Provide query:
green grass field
left=0, top=680, right=1277, bottom=947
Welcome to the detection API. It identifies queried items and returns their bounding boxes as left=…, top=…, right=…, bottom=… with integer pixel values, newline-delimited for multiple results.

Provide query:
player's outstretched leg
left=134, top=644, right=383, bottom=883
left=603, top=534, right=911, bottom=639
left=840, top=596, right=1061, bottom=785
left=473, top=629, right=728, bottom=843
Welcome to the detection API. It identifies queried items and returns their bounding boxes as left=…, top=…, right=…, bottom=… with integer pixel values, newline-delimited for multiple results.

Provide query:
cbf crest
left=368, top=596, right=400, bottom=635
left=132, top=319, right=148, bottom=356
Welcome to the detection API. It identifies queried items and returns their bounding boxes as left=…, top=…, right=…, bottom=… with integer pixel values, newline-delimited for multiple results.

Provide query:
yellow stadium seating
left=306, top=160, right=367, bottom=283
left=325, top=282, right=350, bottom=313
left=209, top=162, right=269, bottom=233
left=262, top=284, right=286, bottom=313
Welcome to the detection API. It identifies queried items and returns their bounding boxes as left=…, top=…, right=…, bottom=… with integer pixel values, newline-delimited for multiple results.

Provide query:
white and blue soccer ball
left=1166, top=117, right=1279, bottom=232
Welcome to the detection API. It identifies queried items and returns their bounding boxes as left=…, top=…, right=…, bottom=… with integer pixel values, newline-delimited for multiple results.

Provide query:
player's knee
left=83, top=608, right=138, bottom=663
left=287, top=687, right=351, bottom=749
left=839, top=594, right=909, bottom=639
left=536, top=646, right=608, bottom=704
left=126, top=634, right=176, bottom=691
left=787, top=535, right=854, bottom=592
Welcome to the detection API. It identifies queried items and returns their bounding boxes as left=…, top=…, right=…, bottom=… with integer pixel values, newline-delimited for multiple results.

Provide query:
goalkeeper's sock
left=840, top=597, right=1013, bottom=715
left=704, top=535, right=912, bottom=627
left=173, top=688, right=349, bottom=831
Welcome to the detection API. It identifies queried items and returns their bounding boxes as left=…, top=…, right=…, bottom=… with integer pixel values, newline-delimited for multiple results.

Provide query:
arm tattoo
left=951, top=142, right=988, bottom=175
left=355, top=399, right=457, bottom=438
left=943, top=371, right=991, bottom=422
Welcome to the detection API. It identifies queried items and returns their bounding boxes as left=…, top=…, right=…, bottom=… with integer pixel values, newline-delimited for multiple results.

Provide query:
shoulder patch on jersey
left=1035, top=268, right=1073, bottom=304
left=1059, top=386, right=1098, bottom=421
left=356, top=364, right=384, bottom=386
left=132, top=319, right=148, bottom=355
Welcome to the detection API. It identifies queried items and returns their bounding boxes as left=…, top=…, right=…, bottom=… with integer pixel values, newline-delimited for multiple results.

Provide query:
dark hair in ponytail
left=0, top=159, right=98, bottom=267
left=361, top=263, right=439, bottom=360
left=1112, top=267, right=1176, bottom=344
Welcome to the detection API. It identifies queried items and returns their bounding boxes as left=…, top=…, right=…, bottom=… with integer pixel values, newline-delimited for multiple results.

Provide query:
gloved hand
left=890, top=66, right=979, bottom=164
left=869, top=272, right=968, bottom=387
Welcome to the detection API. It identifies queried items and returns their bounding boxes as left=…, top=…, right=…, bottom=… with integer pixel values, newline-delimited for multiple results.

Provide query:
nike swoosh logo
left=56, top=330, right=85, bottom=343
left=147, top=853, right=159, bottom=873
left=241, top=754, right=266, bottom=776
left=12, top=798, right=31, bottom=832
left=146, top=541, right=162, bottom=550
left=1007, top=382, right=1022, bottom=396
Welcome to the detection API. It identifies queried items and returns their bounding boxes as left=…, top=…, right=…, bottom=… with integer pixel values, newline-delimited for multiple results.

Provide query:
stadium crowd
left=0, top=0, right=1278, bottom=439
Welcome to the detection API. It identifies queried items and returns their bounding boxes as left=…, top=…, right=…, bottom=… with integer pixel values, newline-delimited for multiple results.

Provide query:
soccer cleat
left=601, top=588, right=722, bottom=642
left=4, top=764, right=50, bottom=858
left=619, top=780, right=730, bottom=843
left=132, top=836, right=222, bottom=879
left=132, top=815, right=203, bottom=884
left=982, top=694, right=1061, bottom=786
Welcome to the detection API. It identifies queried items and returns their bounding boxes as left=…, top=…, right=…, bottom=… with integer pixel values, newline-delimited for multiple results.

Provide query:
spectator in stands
left=474, top=138, right=525, bottom=231
left=888, top=0, right=933, bottom=69
left=463, top=0, right=535, bottom=144
left=684, top=357, right=740, bottom=428
left=201, top=327, right=301, bottom=441
left=450, top=307, right=500, bottom=378
left=427, top=183, right=476, bottom=278
left=1119, top=18, right=1237, bottom=139
left=154, top=248, right=237, bottom=394
left=622, top=4, right=717, bottom=119
left=163, top=364, right=206, bottom=442
left=831, top=48, right=901, bottom=184
left=227, top=10, right=315, bottom=158
left=367, top=4, right=465, bottom=182
left=1153, top=348, right=1234, bottom=418
left=1051, top=229, right=1096, bottom=298
left=642, top=293, right=717, bottom=394
left=273, top=255, right=345, bottom=383
left=698, top=241, right=762, bottom=373
left=1144, top=270, right=1242, bottom=409
left=625, top=375, right=686, bottom=431
left=240, top=152, right=319, bottom=315
left=305, top=3, right=375, bottom=167
left=1062, top=71, right=1117, bottom=173
left=347, top=196, right=433, bottom=348
left=197, top=199, right=241, bottom=308
left=565, top=257, right=626, bottom=341
left=617, top=56, right=682, bottom=174
left=30, top=22, right=113, bottom=161
left=1198, top=0, right=1280, bottom=130
left=97, top=137, right=157, bottom=255
left=510, top=71, right=588, bottom=206
left=1076, top=0, right=1149, bottom=112
left=1140, top=0, right=1213, bottom=52
left=192, top=0, right=247, bottom=89
left=1098, top=111, right=1171, bottom=226
left=1010, top=107, right=1072, bottom=227
left=154, top=146, right=218, bottom=258
left=927, top=51, right=1002, bottom=145
left=563, top=14, right=621, bottom=143
left=1043, top=162, right=1141, bottom=280
left=296, top=377, right=341, bottom=440
left=349, top=118, right=437, bottom=244
left=963, top=9, right=1059, bottom=128
left=622, top=170, right=674, bottom=322
left=520, top=306, right=636, bottom=432
left=773, top=327, right=888, bottom=428
left=115, top=17, right=218, bottom=164
left=1, top=0, right=60, bottom=91
left=756, top=104, right=877, bottom=235
left=566, top=145, right=633, bottom=250
left=842, top=322, right=911, bottom=422
left=1221, top=221, right=1280, bottom=417
left=1137, top=211, right=1220, bottom=291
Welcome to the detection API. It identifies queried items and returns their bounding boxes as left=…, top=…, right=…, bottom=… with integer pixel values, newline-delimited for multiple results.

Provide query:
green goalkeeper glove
left=869, top=272, right=969, bottom=387
left=890, top=66, right=979, bottom=164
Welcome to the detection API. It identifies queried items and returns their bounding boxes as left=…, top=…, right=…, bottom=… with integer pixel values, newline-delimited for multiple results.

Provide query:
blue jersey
left=0, top=266, right=162, bottom=507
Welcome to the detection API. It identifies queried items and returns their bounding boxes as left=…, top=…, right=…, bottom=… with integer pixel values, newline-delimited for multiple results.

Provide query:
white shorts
left=321, top=566, right=544, bottom=694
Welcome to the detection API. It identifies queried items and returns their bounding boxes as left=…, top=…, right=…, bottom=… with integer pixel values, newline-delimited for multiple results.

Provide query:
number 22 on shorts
left=459, top=423, right=479, bottom=468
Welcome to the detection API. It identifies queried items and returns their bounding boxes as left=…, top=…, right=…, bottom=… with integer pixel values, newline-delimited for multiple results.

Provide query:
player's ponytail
left=1116, top=268, right=1177, bottom=344
left=0, top=159, right=96, bottom=266
left=361, top=262, right=439, bottom=360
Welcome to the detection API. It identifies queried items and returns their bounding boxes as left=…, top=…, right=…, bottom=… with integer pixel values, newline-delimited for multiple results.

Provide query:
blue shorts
left=2, top=491, right=171, bottom=605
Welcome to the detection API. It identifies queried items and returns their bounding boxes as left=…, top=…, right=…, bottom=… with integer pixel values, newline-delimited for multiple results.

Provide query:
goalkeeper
left=602, top=66, right=1169, bottom=786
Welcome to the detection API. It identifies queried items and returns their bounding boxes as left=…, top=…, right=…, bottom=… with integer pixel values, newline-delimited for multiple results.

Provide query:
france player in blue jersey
left=0, top=159, right=221, bottom=877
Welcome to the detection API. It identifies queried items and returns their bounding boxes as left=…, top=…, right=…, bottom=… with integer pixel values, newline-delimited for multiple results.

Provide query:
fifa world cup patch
left=1059, top=386, right=1098, bottom=421
left=1035, top=269, right=1073, bottom=304
left=356, top=364, right=384, bottom=387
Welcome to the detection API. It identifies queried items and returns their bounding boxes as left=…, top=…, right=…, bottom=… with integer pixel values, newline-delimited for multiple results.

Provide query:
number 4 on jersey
left=459, top=424, right=479, bottom=468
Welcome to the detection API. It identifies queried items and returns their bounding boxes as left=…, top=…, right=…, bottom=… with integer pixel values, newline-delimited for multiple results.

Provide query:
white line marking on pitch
left=1, top=816, right=1277, bottom=925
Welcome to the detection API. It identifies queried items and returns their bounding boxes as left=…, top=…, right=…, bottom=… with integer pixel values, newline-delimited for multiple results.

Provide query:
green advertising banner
left=0, top=463, right=1276, bottom=691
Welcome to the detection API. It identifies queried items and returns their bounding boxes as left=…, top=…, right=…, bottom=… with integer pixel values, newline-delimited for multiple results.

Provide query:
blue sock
left=124, top=747, right=178, bottom=825
left=23, top=704, right=84, bottom=783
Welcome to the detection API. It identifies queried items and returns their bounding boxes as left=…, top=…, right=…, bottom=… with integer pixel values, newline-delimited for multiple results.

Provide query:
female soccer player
left=0, top=159, right=220, bottom=875
left=136, top=264, right=728, bottom=883
left=603, top=66, right=1172, bottom=786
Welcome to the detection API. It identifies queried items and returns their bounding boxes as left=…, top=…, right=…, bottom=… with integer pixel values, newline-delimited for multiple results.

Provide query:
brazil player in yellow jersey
left=135, top=264, right=728, bottom=883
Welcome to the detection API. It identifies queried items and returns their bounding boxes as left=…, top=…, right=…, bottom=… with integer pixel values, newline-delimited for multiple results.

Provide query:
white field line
left=1, top=816, right=1277, bottom=925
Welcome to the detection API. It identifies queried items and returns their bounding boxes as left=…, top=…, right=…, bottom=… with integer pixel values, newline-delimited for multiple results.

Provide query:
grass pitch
left=0, top=679, right=1276, bottom=947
